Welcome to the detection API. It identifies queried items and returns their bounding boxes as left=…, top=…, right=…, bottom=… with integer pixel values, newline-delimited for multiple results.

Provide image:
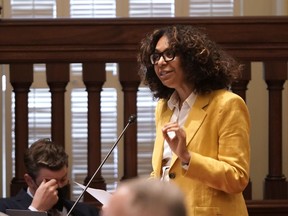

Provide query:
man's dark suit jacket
left=0, top=188, right=99, bottom=216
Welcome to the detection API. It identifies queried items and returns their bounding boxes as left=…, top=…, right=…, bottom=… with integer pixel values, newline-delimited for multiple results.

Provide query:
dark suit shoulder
left=0, top=188, right=32, bottom=213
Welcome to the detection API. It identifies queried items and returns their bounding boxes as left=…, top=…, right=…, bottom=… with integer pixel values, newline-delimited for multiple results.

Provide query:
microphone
left=67, top=114, right=137, bottom=216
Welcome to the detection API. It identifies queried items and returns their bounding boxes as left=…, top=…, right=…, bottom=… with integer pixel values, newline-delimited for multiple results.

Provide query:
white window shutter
left=137, top=88, right=156, bottom=176
left=10, top=0, right=56, bottom=18
left=70, top=0, right=116, bottom=18
left=189, top=0, right=234, bottom=16
left=71, top=88, right=118, bottom=197
left=129, top=0, right=174, bottom=17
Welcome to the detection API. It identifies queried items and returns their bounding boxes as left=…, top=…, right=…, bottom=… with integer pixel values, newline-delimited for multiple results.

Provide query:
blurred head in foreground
left=102, top=178, right=187, bottom=216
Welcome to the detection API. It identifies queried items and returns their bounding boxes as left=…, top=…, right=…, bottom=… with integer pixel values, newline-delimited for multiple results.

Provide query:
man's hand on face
left=31, top=179, right=59, bottom=211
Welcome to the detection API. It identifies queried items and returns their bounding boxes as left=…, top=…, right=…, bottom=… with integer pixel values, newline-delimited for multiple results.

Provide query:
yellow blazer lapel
left=170, top=93, right=210, bottom=166
left=184, top=93, right=210, bottom=145
left=153, top=101, right=173, bottom=177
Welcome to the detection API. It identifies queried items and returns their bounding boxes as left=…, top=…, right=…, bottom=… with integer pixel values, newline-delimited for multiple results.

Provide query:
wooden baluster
left=46, top=63, right=70, bottom=147
left=9, top=63, right=33, bottom=196
left=119, top=62, right=141, bottom=180
left=264, top=61, right=288, bottom=199
left=82, top=63, right=106, bottom=203
left=231, top=61, right=251, bottom=101
left=231, top=61, right=252, bottom=200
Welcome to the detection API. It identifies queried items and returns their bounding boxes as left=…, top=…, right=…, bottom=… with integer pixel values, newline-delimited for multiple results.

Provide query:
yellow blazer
left=151, top=89, right=250, bottom=216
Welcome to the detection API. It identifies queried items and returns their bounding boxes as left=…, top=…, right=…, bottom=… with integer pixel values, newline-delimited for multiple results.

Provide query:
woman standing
left=137, top=25, right=250, bottom=216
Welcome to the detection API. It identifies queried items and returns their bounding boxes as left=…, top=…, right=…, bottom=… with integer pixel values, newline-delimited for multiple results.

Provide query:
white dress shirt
left=161, top=91, right=197, bottom=181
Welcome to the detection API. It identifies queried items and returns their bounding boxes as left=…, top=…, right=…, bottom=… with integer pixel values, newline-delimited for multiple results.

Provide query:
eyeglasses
left=150, top=49, right=176, bottom=65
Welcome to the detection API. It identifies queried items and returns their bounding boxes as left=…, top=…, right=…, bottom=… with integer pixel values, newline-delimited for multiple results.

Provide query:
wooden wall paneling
left=247, top=200, right=288, bottom=216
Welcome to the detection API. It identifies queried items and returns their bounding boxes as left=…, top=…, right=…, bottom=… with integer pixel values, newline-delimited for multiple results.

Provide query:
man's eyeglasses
left=150, top=50, right=176, bottom=65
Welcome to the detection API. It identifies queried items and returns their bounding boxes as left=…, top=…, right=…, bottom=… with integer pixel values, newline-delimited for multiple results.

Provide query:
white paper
left=74, top=182, right=112, bottom=205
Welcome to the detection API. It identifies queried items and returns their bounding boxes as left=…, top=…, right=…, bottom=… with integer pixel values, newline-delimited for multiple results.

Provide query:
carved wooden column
left=119, top=62, right=140, bottom=180
left=231, top=61, right=252, bottom=200
left=82, top=63, right=106, bottom=202
left=264, top=61, right=288, bottom=199
left=46, top=63, right=69, bottom=147
left=9, top=63, right=33, bottom=196
left=232, top=61, right=251, bottom=101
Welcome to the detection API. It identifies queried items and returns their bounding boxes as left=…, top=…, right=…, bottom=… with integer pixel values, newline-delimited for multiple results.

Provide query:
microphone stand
left=67, top=114, right=137, bottom=216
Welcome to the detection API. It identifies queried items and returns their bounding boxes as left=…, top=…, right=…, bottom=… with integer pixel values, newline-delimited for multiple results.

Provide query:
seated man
left=0, top=138, right=99, bottom=216
left=101, top=177, right=187, bottom=216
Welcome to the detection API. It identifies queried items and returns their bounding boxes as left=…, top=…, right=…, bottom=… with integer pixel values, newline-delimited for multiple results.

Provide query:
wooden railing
left=0, top=17, right=288, bottom=215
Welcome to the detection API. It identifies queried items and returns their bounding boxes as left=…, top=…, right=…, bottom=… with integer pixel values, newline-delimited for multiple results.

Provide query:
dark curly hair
left=137, top=25, right=242, bottom=99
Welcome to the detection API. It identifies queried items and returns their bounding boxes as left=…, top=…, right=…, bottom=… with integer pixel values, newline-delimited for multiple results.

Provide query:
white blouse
left=161, top=91, right=197, bottom=181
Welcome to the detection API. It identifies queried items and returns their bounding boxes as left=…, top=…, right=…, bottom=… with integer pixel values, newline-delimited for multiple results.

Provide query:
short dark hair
left=24, top=138, right=68, bottom=179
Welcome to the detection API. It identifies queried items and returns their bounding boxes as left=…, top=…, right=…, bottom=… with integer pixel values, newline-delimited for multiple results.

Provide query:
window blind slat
left=190, top=0, right=233, bottom=16
left=10, top=0, right=56, bottom=18
left=129, top=0, right=174, bottom=17
left=70, top=0, right=116, bottom=18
